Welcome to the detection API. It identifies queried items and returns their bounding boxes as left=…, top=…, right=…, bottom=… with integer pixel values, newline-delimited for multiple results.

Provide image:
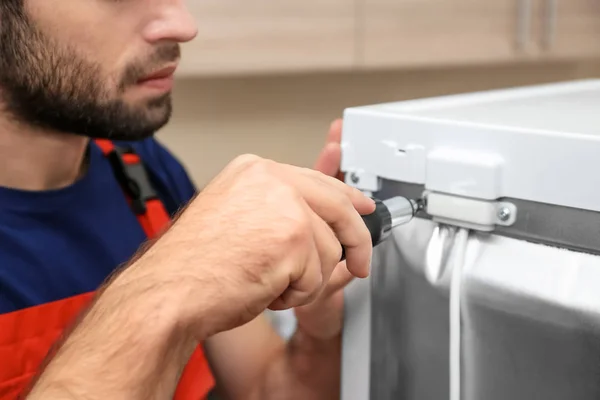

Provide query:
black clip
left=106, top=145, right=158, bottom=215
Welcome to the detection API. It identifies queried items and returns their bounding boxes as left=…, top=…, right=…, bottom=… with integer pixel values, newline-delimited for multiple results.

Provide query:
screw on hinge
left=497, top=207, right=511, bottom=222
left=350, top=172, right=360, bottom=184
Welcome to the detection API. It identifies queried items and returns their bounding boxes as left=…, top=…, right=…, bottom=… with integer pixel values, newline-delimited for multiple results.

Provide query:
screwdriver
left=340, top=196, right=423, bottom=261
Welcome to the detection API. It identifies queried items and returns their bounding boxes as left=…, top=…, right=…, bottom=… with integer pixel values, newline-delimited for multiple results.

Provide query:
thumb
left=313, top=142, right=341, bottom=177
left=326, top=119, right=343, bottom=144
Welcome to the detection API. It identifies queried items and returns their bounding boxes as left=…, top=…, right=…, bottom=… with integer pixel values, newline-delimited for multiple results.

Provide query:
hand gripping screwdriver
left=340, top=196, right=423, bottom=261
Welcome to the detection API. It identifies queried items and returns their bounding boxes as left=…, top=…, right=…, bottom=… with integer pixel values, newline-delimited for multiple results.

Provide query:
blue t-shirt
left=0, top=138, right=197, bottom=314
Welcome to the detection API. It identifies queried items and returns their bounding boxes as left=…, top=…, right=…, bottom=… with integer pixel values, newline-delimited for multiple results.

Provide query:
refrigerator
left=340, top=79, right=600, bottom=400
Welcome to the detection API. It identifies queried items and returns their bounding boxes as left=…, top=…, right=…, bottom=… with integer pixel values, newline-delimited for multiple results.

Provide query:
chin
left=148, top=105, right=172, bottom=126
left=126, top=95, right=171, bottom=118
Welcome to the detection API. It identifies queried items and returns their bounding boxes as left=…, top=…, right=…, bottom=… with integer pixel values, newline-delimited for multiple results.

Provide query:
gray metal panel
left=366, top=222, right=600, bottom=400
left=364, top=225, right=600, bottom=400
left=369, top=236, right=450, bottom=400
left=341, top=259, right=373, bottom=400
left=462, top=280, right=600, bottom=400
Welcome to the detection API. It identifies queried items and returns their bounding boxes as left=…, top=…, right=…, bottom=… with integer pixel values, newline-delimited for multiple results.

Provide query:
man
left=0, top=1, right=373, bottom=399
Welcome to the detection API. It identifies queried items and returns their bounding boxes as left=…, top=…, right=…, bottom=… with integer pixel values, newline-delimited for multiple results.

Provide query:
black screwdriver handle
left=340, top=198, right=390, bottom=261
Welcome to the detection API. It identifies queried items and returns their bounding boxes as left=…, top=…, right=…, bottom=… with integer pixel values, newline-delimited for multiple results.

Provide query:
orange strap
left=94, top=139, right=171, bottom=238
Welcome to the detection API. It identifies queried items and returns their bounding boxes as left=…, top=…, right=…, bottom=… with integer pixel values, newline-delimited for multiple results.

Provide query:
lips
left=138, top=65, right=177, bottom=83
left=136, top=65, right=177, bottom=91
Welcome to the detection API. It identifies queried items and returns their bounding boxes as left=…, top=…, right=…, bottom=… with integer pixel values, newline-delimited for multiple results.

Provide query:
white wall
left=158, top=61, right=600, bottom=187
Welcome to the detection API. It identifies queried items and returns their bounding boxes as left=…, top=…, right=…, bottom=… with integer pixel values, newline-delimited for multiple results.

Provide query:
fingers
left=303, top=191, right=371, bottom=278
left=313, top=142, right=341, bottom=177
left=268, top=232, right=322, bottom=311
left=274, top=165, right=374, bottom=278
left=322, top=261, right=356, bottom=297
left=282, top=163, right=376, bottom=215
left=268, top=200, right=336, bottom=309
left=314, top=119, right=343, bottom=177
left=327, top=119, right=343, bottom=144
left=268, top=202, right=344, bottom=309
left=225, top=155, right=374, bottom=285
left=308, top=207, right=344, bottom=285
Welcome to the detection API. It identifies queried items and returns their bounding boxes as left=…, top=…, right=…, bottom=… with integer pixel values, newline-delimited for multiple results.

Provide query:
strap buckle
left=106, top=145, right=158, bottom=215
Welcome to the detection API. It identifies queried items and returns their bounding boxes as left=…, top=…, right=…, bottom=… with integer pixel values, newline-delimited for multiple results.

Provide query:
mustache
left=120, top=43, right=181, bottom=88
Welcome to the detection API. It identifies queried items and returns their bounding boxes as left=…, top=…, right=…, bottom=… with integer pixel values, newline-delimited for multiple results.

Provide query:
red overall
left=0, top=139, right=215, bottom=399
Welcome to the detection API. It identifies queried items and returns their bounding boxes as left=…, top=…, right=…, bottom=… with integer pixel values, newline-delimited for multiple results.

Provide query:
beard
left=0, top=3, right=179, bottom=141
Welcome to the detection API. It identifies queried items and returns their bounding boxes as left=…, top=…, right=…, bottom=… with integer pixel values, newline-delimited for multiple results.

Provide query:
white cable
left=450, top=228, right=469, bottom=400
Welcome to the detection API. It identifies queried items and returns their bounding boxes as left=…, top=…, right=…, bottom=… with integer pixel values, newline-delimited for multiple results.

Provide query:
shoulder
left=113, top=137, right=197, bottom=214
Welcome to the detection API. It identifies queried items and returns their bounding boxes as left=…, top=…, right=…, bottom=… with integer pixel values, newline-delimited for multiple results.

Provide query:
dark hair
left=0, top=0, right=24, bottom=48
left=0, top=0, right=24, bottom=24
left=0, top=0, right=22, bottom=7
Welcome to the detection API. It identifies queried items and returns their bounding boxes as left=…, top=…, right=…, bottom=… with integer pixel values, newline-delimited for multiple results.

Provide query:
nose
left=143, top=1, right=198, bottom=44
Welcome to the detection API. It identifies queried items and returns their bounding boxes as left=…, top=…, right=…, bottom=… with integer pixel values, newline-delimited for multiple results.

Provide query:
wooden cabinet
left=357, top=0, right=527, bottom=68
left=177, top=0, right=356, bottom=77
left=175, top=0, right=600, bottom=77
left=534, top=0, right=600, bottom=59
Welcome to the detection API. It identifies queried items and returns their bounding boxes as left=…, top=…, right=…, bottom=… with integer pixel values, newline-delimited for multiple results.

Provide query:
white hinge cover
left=426, top=148, right=504, bottom=200
left=424, top=191, right=517, bottom=232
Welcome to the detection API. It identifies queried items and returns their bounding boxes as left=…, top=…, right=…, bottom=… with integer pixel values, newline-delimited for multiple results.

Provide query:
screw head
left=497, top=207, right=511, bottom=222
left=350, top=172, right=360, bottom=184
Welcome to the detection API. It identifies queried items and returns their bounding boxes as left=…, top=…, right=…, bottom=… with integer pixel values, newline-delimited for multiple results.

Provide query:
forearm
left=251, top=330, right=342, bottom=400
left=26, top=266, right=197, bottom=400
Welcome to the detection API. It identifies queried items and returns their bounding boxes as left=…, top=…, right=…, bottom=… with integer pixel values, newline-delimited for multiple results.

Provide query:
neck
left=0, top=117, right=90, bottom=191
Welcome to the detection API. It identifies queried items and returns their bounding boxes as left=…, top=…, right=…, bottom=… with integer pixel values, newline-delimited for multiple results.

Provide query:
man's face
left=0, top=0, right=197, bottom=140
